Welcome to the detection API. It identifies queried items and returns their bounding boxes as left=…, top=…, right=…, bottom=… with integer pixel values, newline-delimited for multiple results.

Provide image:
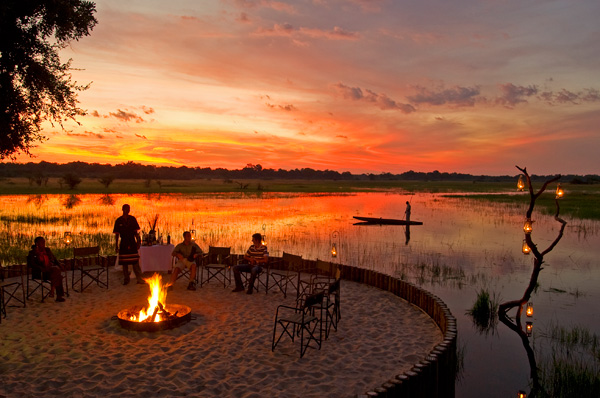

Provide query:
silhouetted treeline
left=0, top=161, right=598, bottom=183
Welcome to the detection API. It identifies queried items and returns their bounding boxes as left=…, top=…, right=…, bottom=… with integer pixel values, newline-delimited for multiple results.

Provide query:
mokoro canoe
left=353, top=216, right=423, bottom=226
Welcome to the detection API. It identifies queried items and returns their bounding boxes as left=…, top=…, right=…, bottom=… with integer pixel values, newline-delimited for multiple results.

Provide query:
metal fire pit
left=117, top=304, right=192, bottom=332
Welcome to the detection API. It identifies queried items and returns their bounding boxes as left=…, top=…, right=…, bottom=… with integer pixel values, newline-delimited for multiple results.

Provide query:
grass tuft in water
left=466, top=288, right=499, bottom=334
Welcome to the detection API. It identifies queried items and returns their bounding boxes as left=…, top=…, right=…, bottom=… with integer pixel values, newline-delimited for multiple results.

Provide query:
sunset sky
left=12, top=0, right=600, bottom=175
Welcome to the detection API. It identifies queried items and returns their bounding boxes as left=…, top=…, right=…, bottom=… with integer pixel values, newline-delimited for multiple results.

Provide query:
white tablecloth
left=139, top=244, right=174, bottom=273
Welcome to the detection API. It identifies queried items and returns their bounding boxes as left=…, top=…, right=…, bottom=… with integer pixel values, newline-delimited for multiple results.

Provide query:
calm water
left=1, top=191, right=599, bottom=396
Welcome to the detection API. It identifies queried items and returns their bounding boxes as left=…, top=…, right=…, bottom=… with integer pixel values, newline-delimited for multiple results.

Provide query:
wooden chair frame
left=236, top=257, right=270, bottom=293
left=171, top=256, right=200, bottom=285
left=71, top=246, right=108, bottom=293
left=1, top=265, right=26, bottom=318
left=27, top=261, right=69, bottom=303
left=272, top=291, right=325, bottom=358
left=268, top=252, right=304, bottom=299
left=199, top=246, right=232, bottom=287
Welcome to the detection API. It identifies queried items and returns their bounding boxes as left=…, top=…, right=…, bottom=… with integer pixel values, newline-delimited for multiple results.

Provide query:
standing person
left=232, top=233, right=268, bottom=295
left=405, top=201, right=411, bottom=222
left=27, top=237, right=66, bottom=302
left=113, top=204, right=144, bottom=285
left=168, top=231, right=202, bottom=291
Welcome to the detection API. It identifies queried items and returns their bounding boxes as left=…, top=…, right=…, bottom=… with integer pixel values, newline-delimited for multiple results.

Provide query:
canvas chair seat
left=171, top=256, right=200, bottom=284
left=237, top=257, right=269, bottom=293
left=27, top=262, right=69, bottom=303
left=71, top=246, right=108, bottom=292
left=268, top=252, right=304, bottom=299
left=272, top=290, right=325, bottom=358
left=1, top=265, right=26, bottom=318
left=199, top=247, right=232, bottom=287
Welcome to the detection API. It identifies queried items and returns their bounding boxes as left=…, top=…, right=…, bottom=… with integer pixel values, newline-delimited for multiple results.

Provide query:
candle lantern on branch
left=517, top=175, right=525, bottom=191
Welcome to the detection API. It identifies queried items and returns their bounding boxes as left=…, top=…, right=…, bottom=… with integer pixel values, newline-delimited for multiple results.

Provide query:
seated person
left=232, top=233, right=268, bottom=294
left=27, top=236, right=66, bottom=302
left=168, top=231, right=202, bottom=291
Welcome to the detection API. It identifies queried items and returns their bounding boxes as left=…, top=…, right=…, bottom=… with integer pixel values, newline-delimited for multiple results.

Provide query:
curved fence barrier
left=6, top=253, right=456, bottom=397
left=270, top=258, right=458, bottom=398
left=337, top=263, right=457, bottom=398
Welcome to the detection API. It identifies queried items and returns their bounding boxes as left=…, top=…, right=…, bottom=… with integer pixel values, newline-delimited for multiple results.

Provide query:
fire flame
left=129, top=273, right=168, bottom=322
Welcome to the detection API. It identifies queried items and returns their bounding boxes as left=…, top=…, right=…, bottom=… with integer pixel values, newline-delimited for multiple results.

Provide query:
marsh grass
left=466, top=288, right=499, bottom=335
left=450, top=184, right=600, bottom=220
left=536, top=324, right=600, bottom=397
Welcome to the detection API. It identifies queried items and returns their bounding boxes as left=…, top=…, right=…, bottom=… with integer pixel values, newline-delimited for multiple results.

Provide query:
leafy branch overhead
left=0, top=1, right=97, bottom=159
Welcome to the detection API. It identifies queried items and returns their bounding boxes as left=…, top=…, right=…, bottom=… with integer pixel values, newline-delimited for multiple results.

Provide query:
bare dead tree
left=498, top=166, right=568, bottom=397
left=499, top=166, right=567, bottom=316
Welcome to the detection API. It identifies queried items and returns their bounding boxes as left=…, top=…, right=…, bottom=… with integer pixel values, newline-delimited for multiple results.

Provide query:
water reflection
left=63, top=194, right=81, bottom=209
left=26, top=194, right=48, bottom=207
left=499, top=307, right=541, bottom=396
left=0, top=191, right=598, bottom=396
left=99, top=194, right=115, bottom=206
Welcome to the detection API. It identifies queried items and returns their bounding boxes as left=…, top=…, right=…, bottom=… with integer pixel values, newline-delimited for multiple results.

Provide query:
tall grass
left=466, top=288, right=499, bottom=335
left=536, top=324, right=600, bottom=397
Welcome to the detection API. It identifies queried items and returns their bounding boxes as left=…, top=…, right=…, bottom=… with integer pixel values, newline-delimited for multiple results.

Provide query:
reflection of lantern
left=526, top=302, right=533, bottom=317
left=555, top=183, right=564, bottom=199
left=190, top=229, right=196, bottom=241
left=64, top=232, right=72, bottom=245
left=517, top=175, right=525, bottom=191
left=517, top=391, right=527, bottom=398
left=523, top=219, right=533, bottom=234
left=331, top=243, right=337, bottom=258
left=522, top=239, right=531, bottom=255
left=526, top=322, right=533, bottom=337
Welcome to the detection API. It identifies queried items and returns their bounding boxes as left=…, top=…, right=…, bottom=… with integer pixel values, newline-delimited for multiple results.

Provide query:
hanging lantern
left=523, top=219, right=533, bottom=234
left=517, top=175, right=525, bottom=191
left=526, top=302, right=533, bottom=317
left=331, top=243, right=337, bottom=258
left=261, top=234, right=267, bottom=246
left=522, top=239, right=531, bottom=255
left=526, top=322, right=533, bottom=337
left=190, top=229, right=196, bottom=241
left=555, top=183, right=564, bottom=199
left=64, top=231, right=72, bottom=245
left=517, top=391, right=527, bottom=398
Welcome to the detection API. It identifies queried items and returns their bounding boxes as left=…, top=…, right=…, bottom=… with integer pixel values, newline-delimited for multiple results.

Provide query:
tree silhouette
left=0, top=1, right=97, bottom=158
left=498, top=165, right=568, bottom=397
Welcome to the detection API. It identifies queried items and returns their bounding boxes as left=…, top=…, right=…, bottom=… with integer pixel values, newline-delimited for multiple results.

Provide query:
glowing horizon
left=8, top=0, right=600, bottom=175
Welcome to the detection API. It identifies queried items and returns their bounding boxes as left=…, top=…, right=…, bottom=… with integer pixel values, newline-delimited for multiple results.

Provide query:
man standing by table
left=113, top=204, right=144, bottom=285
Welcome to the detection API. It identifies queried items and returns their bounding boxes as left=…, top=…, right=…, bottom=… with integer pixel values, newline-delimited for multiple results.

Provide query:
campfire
left=117, top=273, right=192, bottom=332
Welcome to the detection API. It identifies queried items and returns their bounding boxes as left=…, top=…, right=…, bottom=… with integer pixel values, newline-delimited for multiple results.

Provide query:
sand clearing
left=1, top=269, right=442, bottom=397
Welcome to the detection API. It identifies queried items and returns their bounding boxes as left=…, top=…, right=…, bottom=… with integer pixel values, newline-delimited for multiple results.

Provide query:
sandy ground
left=1, top=268, right=442, bottom=397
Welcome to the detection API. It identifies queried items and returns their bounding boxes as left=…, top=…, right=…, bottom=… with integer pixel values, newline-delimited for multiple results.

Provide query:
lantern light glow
left=522, top=239, right=531, bottom=255
left=523, top=219, right=533, bottom=234
left=517, top=175, right=525, bottom=191
left=64, top=231, right=72, bottom=245
left=526, top=302, right=533, bottom=317
left=556, top=184, right=564, bottom=199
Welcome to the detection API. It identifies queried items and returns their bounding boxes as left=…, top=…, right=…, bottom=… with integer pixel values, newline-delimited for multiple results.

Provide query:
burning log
left=116, top=273, right=192, bottom=331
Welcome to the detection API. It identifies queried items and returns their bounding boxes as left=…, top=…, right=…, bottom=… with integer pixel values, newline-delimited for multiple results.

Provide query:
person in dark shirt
left=27, top=236, right=66, bottom=302
left=113, top=204, right=143, bottom=285
left=232, top=233, right=268, bottom=294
